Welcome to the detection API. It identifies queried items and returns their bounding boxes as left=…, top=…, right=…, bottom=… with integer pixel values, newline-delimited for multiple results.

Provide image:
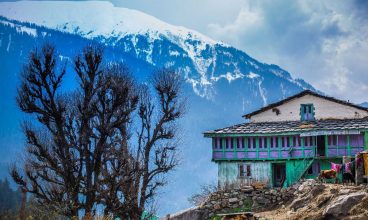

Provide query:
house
left=204, top=90, right=368, bottom=188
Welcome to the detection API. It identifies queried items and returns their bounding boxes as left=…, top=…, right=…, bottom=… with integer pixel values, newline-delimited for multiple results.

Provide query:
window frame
left=238, top=163, right=252, bottom=178
left=300, top=103, right=315, bottom=121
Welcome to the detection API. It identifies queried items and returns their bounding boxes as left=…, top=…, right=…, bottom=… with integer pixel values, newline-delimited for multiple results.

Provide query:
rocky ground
left=255, top=180, right=368, bottom=220
left=165, top=180, right=368, bottom=220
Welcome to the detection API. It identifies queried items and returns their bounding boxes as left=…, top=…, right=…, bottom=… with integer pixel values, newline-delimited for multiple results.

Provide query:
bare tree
left=11, top=44, right=184, bottom=219
left=188, top=183, right=218, bottom=206
left=98, top=68, right=185, bottom=219
left=12, top=44, right=81, bottom=217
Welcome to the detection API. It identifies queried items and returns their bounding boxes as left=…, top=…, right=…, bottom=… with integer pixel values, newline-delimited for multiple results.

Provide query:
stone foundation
left=197, top=185, right=297, bottom=219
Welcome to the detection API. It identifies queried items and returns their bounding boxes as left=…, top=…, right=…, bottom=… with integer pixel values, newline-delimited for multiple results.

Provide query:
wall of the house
left=249, top=94, right=368, bottom=122
left=218, top=161, right=271, bottom=189
left=218, top=160, right=314, bottom=188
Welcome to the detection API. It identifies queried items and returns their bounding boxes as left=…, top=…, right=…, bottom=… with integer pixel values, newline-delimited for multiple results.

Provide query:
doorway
left=317, top=135, right=325, bottom=157
left=272, top=163, right=286, bottom=187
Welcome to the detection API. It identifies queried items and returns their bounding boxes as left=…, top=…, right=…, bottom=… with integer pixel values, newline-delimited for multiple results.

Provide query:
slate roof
left=243, top=90, right=368, bottom=119
left=204, top=118, right=368, bottom=136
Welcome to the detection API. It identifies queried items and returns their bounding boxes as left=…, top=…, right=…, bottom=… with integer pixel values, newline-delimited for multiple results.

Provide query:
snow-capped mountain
left=0, top=0, right=316, bottom=216
left=0, top=1, right=314, bottom=101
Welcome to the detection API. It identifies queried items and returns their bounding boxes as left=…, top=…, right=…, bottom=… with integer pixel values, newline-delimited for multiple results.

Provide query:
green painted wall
left=285, top=160, right=306, bottom=186
left=218, top=161, right=271, bottom=188
left=364, top=132, right=368, bottom=151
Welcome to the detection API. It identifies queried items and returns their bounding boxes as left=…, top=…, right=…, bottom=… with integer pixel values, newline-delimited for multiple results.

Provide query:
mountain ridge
left=0, top=1, right=315, bottom=101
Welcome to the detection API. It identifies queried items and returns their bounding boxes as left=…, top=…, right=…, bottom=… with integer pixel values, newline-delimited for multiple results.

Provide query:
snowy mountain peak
left=0, top=1, right=315, bottom=101
left=0, top=1, right=217, bottom=45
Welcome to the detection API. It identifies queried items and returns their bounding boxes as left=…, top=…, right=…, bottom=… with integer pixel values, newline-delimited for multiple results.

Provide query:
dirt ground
left=255, top=183, right=368, bottom=220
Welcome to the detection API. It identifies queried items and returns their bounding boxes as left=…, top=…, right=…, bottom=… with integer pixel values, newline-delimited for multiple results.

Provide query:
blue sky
left=110, top=0, right=368, bottom=103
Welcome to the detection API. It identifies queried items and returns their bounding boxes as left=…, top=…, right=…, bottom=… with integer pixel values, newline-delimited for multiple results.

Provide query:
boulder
left=289, top=194, right=311, bottom=210
left=240, top=187, right=253, bottom=193
left=323, top=192, right=368, bottom=218
left=254, top=196, right=270, bottom=205
left=310, top=184, right=326, bottom=197
left=228, top=198, right=239, bottom=203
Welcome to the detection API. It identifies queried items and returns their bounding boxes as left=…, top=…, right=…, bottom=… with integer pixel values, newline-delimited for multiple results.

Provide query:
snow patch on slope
left=0, top=1, right=216, bottom=45
left=0, top=20, right=37, bottom=37
left=247, top=72, right=259, bottom=79
left=0, top=1, right=230, bottom=99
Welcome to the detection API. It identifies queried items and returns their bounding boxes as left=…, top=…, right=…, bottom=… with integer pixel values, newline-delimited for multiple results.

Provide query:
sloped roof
left=243, top=90, right=368, bottom=119
left=204, top=118, right=368, bottom=136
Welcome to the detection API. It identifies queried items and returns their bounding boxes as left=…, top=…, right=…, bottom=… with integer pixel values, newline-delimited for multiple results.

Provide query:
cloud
left=206, top=0, right=368, bottom=103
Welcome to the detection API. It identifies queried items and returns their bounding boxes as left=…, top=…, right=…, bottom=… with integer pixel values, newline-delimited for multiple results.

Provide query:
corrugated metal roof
left=204, top=118, right=368, bottom=136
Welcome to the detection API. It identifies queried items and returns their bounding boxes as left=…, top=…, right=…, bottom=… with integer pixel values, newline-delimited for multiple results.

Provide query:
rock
left=229, top=198, right=238, bottom=203
left=214, top=203, right=221, bottom=210
left=323, top=192, right=367, bottom=218
left=255, top=196, right=270, bottom=205
left=339, top=189, right=352, bottom=195
left=241, top=187, right=253, bottom=193
left=290, top=194, right=311, bottom=210
left=310, top=184, right=326, bottom=197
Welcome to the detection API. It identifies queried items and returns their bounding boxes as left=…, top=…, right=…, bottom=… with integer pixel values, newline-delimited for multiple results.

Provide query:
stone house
left=204, top=90, right=368, bottom=188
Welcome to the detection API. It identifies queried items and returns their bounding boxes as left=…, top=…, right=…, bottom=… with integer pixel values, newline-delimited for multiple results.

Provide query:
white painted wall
left=249, top=94, right=368, bottom=122
left=218, top=161, right=271, bottom=189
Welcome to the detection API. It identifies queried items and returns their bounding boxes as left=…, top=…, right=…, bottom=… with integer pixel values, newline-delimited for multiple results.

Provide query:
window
left=219, top=138, right=223, bottom=149
left=259, top=137, right=264, bottom=149
left=270, top=137, right=275, bottom=148
left=230, top=138, right=234, bottom=149
left=350, top=134, right=364, bottom=147
left=239, top=164, right=251, bottom=177
left=212, top=138, right=216, bottom=149
left=293, top=136, right=300, bottom=147
left=300, top=104, right=315, bottom=121
left=328, top=135, right=337, bottom=146
left=237, top=137, right=242, bottom=149
left=248, top=137, right=252, bottom=149
left=305, top=137, right=310, bottom=146
left=282, top=137, right=288, bottom=148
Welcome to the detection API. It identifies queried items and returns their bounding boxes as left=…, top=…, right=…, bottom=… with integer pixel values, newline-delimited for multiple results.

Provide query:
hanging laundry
left=344, top=162, right=352, bottom=173
left=331, top=162, right=342, bottom=173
